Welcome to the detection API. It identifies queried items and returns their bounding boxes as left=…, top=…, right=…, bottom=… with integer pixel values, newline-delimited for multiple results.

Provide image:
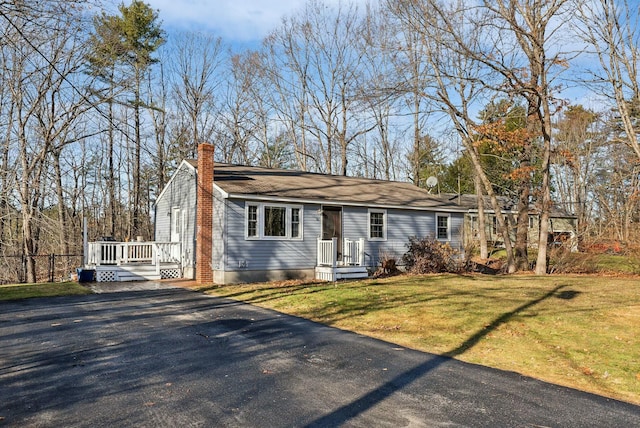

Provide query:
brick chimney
left=196, top=143, right=214, bottom=284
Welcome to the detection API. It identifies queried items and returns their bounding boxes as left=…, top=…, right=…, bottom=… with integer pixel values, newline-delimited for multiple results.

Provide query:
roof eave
left=225, top=193, right=469, bottom=213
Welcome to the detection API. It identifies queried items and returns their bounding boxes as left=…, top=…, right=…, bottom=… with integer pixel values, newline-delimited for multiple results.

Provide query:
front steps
left=315, top=266, right=369, bottom=282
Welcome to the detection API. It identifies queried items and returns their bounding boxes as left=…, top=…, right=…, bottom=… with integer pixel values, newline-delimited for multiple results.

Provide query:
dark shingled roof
left=439, top=193, right=575, bottom=218
left=187, top=161, right=466, bottom=212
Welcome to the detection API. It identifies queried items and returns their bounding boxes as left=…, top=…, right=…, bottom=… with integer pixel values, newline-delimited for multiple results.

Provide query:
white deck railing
left=87, top=241, right=181, bottom=268
left=317, top=238, right=364, bottom=267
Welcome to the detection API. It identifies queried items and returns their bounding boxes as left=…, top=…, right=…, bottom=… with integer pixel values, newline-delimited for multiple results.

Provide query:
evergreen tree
left=88, top=1, right=164, bottom=239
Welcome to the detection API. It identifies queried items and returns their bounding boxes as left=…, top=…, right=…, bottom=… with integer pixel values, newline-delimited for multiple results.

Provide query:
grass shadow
left=304, top=284, right=568, bottom=427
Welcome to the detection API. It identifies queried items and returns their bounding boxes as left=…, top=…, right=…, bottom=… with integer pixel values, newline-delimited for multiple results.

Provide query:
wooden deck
left=86, top=241, right=182, bottom=282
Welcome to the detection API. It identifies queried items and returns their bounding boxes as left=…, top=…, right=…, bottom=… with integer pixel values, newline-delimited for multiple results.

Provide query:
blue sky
left=141, top=0, right=597, bottom=108
left=145, top=0, right=317, bottom=45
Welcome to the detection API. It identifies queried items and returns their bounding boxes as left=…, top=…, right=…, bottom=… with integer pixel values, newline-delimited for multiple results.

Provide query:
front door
left=322, top=206, right=342, bottom=261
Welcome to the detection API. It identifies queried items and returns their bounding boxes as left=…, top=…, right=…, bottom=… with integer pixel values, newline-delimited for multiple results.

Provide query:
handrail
left=317, top=237, right=364, bottom=267
left=317, top=238, right=337, bottom=267
left=87, top=241, right=181, bottom=267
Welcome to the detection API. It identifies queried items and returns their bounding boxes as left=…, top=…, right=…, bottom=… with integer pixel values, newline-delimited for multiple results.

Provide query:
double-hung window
left=291, top=208, right=301, bottom=238
left=368, top=209, right=386, bottom=240
left=245, top=202, right=303, bottom=240
left=247, top=204, right=258, bottom=237
left=436, top=214, right=450, bottom=240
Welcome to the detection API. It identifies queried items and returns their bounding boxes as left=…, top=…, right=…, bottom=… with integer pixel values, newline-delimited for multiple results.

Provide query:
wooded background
left=1, top=0, right=639, bottom=282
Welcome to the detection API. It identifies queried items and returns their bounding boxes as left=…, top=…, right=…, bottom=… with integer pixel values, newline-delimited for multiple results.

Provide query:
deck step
left=315, top=266, right=369, bottom=281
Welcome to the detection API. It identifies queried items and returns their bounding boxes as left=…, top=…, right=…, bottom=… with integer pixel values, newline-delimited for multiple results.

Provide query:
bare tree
left=263, top=0, right=375, bottom=175
left=384, top=5, right=436, bottom=186
left=391, top=0, right=574, bottom=274
left=552, top=105, right=605, bottom=242
left=358, top=4, right=403, bottom=180
left=577, top=0, right=640, bottom=162
left=389, top=0, right=519, bottom=272
left=170, top=32, right=224, bottom=159
left=217, top=51, right=261, bottom=164
left=262, top=16, right=313, bottom=171
left=0, top=0, right=92, bottom=281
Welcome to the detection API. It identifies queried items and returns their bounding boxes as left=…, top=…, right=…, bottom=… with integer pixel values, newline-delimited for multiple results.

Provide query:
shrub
left=547, top=248, right=599, bottom=274
left=402, top=236, right=462, bottom=274
left=373, top=252, right=400, bottom=278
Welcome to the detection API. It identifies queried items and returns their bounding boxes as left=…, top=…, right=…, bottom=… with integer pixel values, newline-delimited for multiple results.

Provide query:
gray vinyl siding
left=343, top=207, right=464, bottom=268
left=154, top=195, right=172, bottom=243
left=223, top=198, right=321, bottom=272
left=154, top=163, right=197, bottom=268
left=220, top=201, right=465, bottom=272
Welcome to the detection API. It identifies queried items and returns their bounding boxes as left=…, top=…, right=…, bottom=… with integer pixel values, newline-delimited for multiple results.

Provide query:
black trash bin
left=77, top=268, right=95, bottom=283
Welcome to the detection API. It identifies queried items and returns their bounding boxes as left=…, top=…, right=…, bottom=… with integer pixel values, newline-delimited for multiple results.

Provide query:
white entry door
left=171, top=207, right=181, bottom=242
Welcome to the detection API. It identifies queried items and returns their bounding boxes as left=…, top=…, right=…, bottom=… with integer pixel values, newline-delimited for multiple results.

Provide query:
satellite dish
left=426, top=176, right=438, bottom=188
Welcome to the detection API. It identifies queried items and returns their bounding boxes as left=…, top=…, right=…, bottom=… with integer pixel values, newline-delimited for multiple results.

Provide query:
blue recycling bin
left=77, top=268, right=95, bottom=283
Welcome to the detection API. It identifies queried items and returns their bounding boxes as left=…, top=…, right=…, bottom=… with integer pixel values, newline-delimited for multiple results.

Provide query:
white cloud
left=145, top=0, right=309, bottom=42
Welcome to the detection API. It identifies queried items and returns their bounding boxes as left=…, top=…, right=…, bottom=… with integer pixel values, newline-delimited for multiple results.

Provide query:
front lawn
left=205, top=274, right=640, bottom=405
left=0, top=282, right=92, bottom=301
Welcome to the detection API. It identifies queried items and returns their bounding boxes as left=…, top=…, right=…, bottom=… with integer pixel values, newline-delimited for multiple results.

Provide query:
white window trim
left=436, top=213, right=451, bottom=241
left=368, top=209, right=387, bottom=241
left=245, top=203, right=259, bottom=239
left=245, top=202, right=303, bottom=241
left=290, top=207, right=302, bottom=239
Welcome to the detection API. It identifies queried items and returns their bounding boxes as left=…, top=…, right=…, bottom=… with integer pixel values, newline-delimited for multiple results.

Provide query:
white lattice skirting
left=96, top=270, right=117, bottom=282
left=160, top=268, right=181, bottom=279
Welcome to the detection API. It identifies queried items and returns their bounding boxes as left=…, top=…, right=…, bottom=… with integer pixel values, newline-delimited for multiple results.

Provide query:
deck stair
left=315, top=237, right=369, bottom=281
left=315, top=265, right=369, bottom=282
left=86, top=241, right=182, bottom=282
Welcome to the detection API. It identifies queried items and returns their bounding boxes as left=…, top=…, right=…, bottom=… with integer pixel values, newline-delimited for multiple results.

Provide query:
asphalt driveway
left=1, top=284, right=639, bottom=427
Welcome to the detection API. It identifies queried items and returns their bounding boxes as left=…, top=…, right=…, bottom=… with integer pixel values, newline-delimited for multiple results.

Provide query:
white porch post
left=83, top=218, right=88, bottom=267
left=331, top=237, right=337, bottom=268
left=358, top=238, right=365, bottom=266
left=154, top=243, right=160, bottom=276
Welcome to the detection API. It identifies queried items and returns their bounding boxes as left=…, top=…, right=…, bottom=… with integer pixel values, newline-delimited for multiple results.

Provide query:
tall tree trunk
left=107, top=98, right=116, bottom=238
left=132, top=77, right=142, bottom=239
left=52, top=150, right=69, bottom=255
left=474, top=173, right=488, bottom=259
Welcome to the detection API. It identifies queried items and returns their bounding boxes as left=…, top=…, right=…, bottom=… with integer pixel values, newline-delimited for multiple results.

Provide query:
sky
left=144, top=0, right=313, bottom=45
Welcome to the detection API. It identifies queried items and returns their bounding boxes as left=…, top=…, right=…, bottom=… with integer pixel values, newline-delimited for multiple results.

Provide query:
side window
left=247, top=204, right=258, bottom=238
left=436, top=214, right=450, bottom=240
left=291, top=208, right=301, bottom=238
left=368, top=209, right=386, bottom=240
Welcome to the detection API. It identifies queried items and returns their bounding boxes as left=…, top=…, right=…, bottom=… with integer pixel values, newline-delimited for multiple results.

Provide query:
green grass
left=547, top=252, right=640, bottom=275
left=204, top=274, right=640, bottom=405
left=0, top=282, right=92, bottom=301
left=593, top=254, right=640, bottom=274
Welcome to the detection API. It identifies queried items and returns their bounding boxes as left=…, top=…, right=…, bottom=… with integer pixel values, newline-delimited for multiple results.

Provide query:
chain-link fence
left=0, top=254, right=84, bottom=284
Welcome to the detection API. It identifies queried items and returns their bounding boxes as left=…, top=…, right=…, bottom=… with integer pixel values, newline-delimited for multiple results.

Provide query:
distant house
left=449, top=194, right=578, bottom=252
left=153, top=144, right=469, bottom=284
